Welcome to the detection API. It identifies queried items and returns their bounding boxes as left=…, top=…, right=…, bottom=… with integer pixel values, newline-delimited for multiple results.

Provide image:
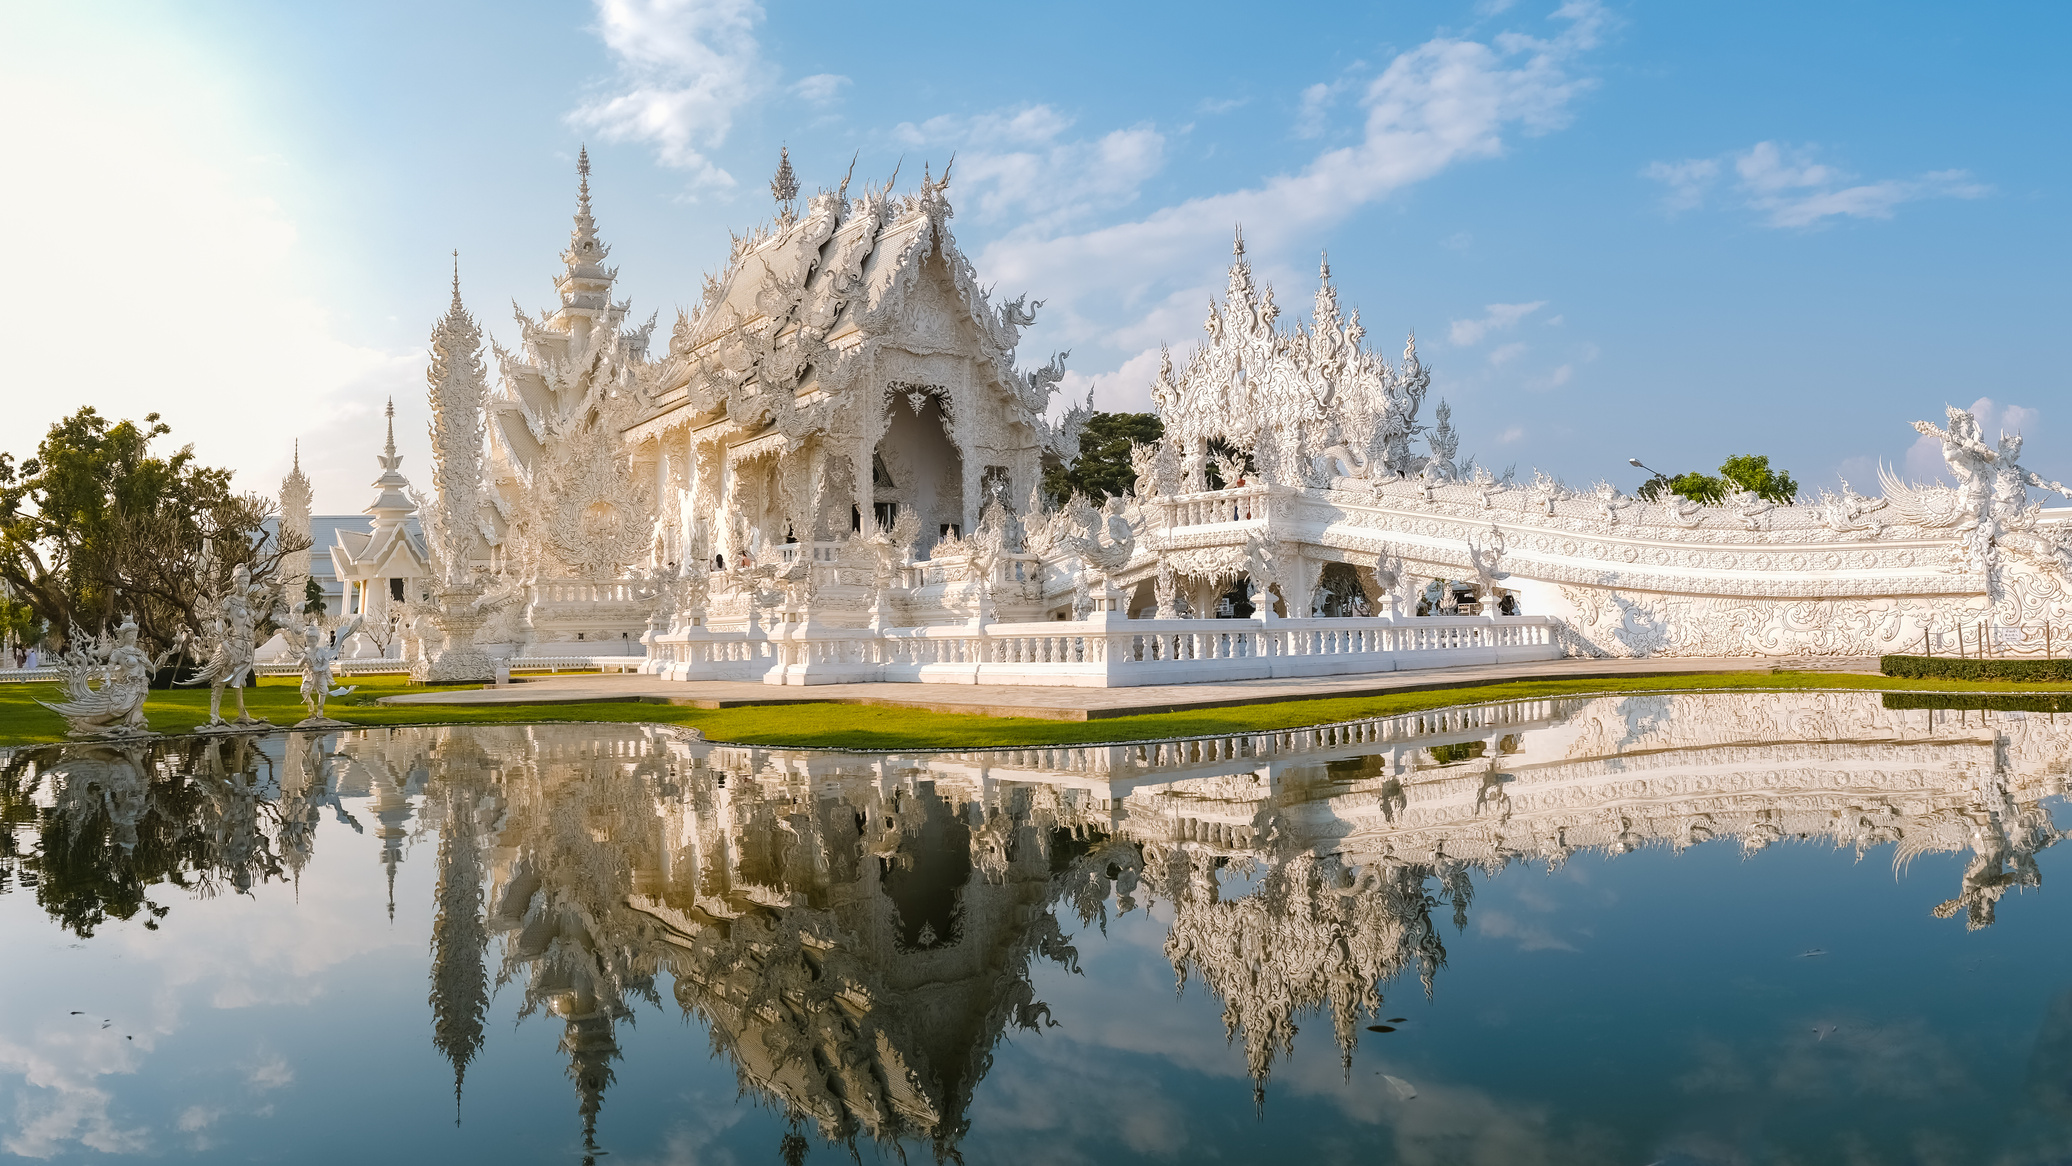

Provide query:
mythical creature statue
left=1882, top=407, right=2072, bottom=580
left=289, top=615, right=361, bottom=724
left=178, top=563, right=280, bottom=729
left=38, top=617, right=180, bottom=738
left=998, top=294, right=1042, bottom=330
left=1016, top=350, right=1070, bottom=414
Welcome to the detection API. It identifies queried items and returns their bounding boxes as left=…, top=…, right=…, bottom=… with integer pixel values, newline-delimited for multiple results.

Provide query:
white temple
left=351, top=148, right=2072, bottom=684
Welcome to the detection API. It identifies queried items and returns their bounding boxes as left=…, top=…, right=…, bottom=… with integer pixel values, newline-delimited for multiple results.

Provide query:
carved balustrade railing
left=534, top=581, right=645, bottom=605
left=1155, top=484, right=1274, bottom=529
left=248, top=654, right=647, bottom=678
left=644, top=613, right=1559, bottom=687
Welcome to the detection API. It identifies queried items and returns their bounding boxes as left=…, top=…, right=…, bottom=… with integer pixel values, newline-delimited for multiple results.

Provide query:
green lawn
left=6, top=669, right=2072, bottom=751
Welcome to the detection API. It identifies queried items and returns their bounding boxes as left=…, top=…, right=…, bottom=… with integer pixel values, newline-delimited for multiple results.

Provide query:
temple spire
left=382, top=397, right=399, bottom=466
left=553, top=146, right=616, bottom=337
left=577, top=146, right=592, bottom=218
left=450, top=249, right=463, bottom=311
left=770, top=145, right=798, bottom=217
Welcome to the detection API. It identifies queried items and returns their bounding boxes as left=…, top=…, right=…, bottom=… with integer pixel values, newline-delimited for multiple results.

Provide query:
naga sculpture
left=38, top=616, right=180, bottom=738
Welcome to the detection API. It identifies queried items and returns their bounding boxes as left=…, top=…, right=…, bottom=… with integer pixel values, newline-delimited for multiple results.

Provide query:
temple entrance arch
left=874, top=387, right=963, bottom=558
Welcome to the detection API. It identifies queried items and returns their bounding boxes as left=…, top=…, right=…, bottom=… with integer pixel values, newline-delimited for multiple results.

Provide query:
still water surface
left=4, top=692, right=2072, bottom=1164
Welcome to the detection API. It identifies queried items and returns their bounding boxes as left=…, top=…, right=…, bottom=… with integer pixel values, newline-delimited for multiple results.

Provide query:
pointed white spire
left=770, top=145, right=798, bottom=216
left=426, top=256, right=488, bottom=583
left=279, top=439, right=314, bottom=592
left=381, top=397, right=399, bottom=467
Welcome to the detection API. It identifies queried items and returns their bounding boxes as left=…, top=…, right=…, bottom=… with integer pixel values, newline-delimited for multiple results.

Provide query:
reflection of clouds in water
left=0, top=1027, right=150, bottom=1158
left=247, top=1054, right=293, bottom=1091
left=116, top=873, right=408, bottom=1021
left=1020, top=910, right=1243, bottom=1076
left=1271, top=1047, right=1621, bottom=1166
left=613, top=1095, right=749, bottom=1166
left=0, top=755, right=406, bottom=1159
left=968, top=1037, right=1190, bottom=1164
left=1474, top=906, right=1577, bottom=952
left=1675, top=1017, right=1970, bottom=1102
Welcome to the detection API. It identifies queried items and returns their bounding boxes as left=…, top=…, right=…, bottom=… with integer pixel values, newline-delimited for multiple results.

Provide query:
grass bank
left=7, top=669, right=2072, bottom=751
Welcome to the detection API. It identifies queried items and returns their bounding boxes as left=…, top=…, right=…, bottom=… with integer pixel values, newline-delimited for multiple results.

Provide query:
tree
left=1042, top=412, right=1164, bottom=505
left=0, top=581, right=45, bottom=656
left=1638, top=454, right=1800, bottom=506
left=0, top=408, right=306, bottom=656
left=1717, top=454, right=1799, bottom=504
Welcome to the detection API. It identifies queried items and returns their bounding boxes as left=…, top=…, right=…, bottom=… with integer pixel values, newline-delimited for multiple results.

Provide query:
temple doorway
left=874, top=389, right=963, bottom=558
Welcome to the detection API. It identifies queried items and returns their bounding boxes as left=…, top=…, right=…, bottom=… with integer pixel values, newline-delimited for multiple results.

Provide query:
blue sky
left=2, top=1, right=2065, bottom=512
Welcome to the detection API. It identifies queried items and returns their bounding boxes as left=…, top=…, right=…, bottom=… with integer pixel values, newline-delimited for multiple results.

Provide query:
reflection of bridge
left=4, top=693, right=2067, bottom=1159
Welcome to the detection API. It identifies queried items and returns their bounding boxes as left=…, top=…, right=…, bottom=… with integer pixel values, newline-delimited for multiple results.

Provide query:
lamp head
left=1628, top=458, right=1644, bottom=468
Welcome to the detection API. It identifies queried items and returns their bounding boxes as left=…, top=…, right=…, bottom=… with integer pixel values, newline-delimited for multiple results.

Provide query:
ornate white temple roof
left=331, top=398, right=430, bottom=585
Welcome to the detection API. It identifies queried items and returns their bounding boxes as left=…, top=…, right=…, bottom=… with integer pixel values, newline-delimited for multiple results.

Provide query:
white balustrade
left=1160, top=484, right=1272, bottom=530
left=647, top=613, right=1559, bottom=687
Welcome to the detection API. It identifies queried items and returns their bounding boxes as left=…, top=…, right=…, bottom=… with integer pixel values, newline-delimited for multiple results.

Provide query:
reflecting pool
left=4, top=692, right=2072, bottom=1163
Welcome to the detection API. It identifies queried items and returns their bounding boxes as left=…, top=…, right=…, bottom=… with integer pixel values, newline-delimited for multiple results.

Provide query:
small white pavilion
left=330, top=400, right=432, bottom=654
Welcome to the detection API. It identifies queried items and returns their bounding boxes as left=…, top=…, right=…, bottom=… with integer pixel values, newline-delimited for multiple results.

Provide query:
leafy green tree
left=0, top=583, right=44, bottom=655
left=1638, top=454, right=1800, bottom=506
left=1717, top=454, right=1799, bottom=504
left=0, top=408, right=305, bottom=656
left=1042, top=412, right=1164, bottom=504
left=303, top=576, right=327, bottom=618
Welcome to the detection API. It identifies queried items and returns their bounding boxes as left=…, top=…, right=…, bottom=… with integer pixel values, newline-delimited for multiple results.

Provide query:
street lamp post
left=1629, top=457, right=1676, bottom=501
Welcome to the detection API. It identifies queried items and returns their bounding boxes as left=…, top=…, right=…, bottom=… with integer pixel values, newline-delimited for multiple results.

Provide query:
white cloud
left=1529, top=363, right=1574, bottom=391
left=1645, top=140, right=1990, bottom=228
left=894, top=104, right=1167, bottom=235
left=1440, top=230, right=1475, bottom=250
left=973, top=2, right=1606, bottom=378
left=1496, top=425, right=1526, bottom=444
left=1488, top=341, right=1528, bottom=366
left=1295, top=80, right=1351, bottom=139
left=568, top=0, right=769, bottom=188
left=1057, top=346, right=1170, bottom=415
left=1196, top=96, right=1247, bottom=115
left=790, top=72, right=849, bottom=105
left=1449, top=301, right=1547, bottom=346
left=1640, top=156, right=1718, bottom=213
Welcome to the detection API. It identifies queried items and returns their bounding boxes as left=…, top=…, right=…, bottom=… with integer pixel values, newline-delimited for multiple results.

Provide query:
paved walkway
left=377, top=657, right=1880, bottom=722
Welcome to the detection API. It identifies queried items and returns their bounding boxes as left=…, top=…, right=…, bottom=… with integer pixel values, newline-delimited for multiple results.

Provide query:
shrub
left=1880, top=655, right=2072, bottom=683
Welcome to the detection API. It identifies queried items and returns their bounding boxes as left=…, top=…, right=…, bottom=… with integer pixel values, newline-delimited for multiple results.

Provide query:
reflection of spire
left=365, top=765, right=417, bottom=924
left=429, top=761, right=489, bottom=1124
left=563, top=1003, right=618, bottom=1162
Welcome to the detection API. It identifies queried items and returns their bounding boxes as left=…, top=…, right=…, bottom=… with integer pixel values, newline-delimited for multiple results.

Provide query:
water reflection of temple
left=4, top=693, right=2068, bottom=1157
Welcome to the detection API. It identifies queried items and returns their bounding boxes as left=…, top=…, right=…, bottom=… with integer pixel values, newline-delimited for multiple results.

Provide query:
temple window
left=389, top=578, right=404, bottom=601
left=873, top=502, right=899, bottom=529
